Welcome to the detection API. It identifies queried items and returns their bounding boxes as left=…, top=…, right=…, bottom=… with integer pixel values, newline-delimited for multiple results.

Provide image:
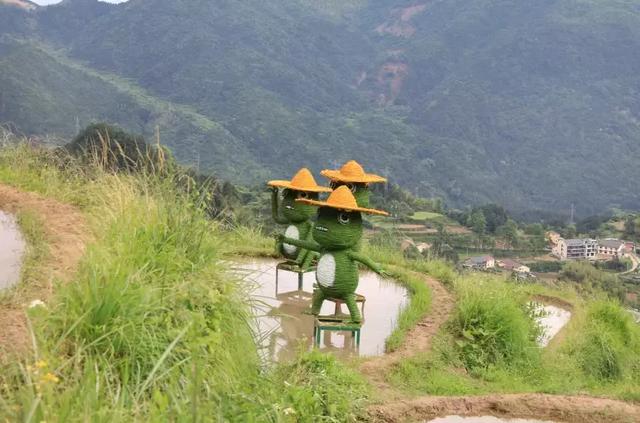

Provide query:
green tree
left=624, top=216, right=636, bottom=239
left=497, top=219, right=519, bottom=249
left=468, top=209, right=487, bottom=236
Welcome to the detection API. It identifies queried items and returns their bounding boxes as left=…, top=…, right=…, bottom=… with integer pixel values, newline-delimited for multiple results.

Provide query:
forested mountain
left=1, top=0, right=640, bottom=215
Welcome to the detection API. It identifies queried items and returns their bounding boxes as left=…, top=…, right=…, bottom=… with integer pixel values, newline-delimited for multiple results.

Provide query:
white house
left=497, top=259, right=530, bottom=274
left=553, top=238, right=598, bottom=261
left=463, top=255, right=496, bottom=270
left=598, top=239, right=625, bottom=258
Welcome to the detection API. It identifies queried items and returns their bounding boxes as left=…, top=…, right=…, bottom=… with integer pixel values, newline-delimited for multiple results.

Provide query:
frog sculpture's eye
left=330, top=181, right=341, bottom=190
left=338, top=212, right=351, bottom=225
left=346, top=183, right=356, bottom=193
left=298, top=191, right=309, bottom=199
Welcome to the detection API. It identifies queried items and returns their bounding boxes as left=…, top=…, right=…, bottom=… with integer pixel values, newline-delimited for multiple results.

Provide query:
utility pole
left=570, top=203, right=575, bottom=226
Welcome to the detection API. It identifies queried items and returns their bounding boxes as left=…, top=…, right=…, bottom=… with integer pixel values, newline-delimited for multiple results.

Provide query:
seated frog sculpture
left=268, top=168, right=331, bottom=269
left=321, top=160, right=387, bottom=208
left=279, top=185, right=389, bottom=323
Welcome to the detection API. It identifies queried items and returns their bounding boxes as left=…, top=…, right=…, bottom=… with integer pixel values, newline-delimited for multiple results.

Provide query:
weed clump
left=451, top=277, right=541, bottom=372
left=571, top=301, right=640, bottom=382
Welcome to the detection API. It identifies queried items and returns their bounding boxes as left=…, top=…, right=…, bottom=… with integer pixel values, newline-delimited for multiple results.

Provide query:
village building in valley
left=552, top=237, right=634, bottom=261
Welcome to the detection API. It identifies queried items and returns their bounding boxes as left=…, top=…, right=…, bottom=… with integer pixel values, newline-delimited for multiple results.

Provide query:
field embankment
left=0, top=183, right=88, bottom=358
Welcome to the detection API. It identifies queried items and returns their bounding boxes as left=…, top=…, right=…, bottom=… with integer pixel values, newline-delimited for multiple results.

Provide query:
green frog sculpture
left=268, top=168, right=331, bottom=269
left=321, top=160, right=387, bottom=208
left=279, top=185, right=389, bottom=323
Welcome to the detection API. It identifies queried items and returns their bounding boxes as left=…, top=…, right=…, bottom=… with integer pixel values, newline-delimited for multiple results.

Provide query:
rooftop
left=599, top=239, right=624, bottom=249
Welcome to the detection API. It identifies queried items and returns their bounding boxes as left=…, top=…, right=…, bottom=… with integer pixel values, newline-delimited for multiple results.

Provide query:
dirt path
left=369, top=394, right=640, bottom=423
left=359, top=269, right=456, bottom=401
left=0, top=183, right=88, bottom=358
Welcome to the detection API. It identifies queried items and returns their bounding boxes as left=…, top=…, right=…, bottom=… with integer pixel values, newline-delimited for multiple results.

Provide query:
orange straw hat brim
left=267, top=180, right=331, bottom=192
left=296, top=198, right=389, bottom=216
left=320, top=169, right=387, bottom=184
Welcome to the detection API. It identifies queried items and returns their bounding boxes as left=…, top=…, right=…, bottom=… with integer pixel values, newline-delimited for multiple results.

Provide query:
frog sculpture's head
left=329, top=181, right=369, bottom=208
left=281, top=189, right=319, bottom=223
left=297, top=185, right=389, bottom=251
left=268, top=168, right=331, bottom=223
left=314, top=206, right=363, bottom=250
left=321, top=160, right=387, bottom=208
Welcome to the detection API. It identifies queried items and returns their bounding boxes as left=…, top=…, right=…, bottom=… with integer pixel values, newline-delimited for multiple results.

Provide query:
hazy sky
left=32, top=0, right=128, bottom=5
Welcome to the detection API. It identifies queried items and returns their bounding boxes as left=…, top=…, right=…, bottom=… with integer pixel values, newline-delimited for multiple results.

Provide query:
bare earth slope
left=0, top=183, right=88, bottom=358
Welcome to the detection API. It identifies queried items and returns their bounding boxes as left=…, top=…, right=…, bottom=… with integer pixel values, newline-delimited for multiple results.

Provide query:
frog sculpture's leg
left=311, top=288, right=327, bottom=315
left=344, top=293, right=362, bottom=323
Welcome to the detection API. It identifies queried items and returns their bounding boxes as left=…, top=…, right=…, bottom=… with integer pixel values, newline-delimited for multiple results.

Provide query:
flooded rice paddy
left=0, top=211, right=26, bottom=290
left=531, top=302, right=572, bottom=347
left=234, top=259, right=409, bottom=363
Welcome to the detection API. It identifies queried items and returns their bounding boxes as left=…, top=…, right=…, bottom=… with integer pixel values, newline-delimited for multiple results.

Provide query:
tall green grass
left=388, top=272, right=640, bottom=401
left=0, top=143, right=369, bottom=421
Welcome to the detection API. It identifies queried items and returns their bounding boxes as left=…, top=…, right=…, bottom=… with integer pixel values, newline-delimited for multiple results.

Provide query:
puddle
left=628, top=309, right=640, bottom=324
left=531, top=302, right=572, bottom=347
left=0, top=211, right=26, bottom=290
left=426, top=417, right=557, bottom=423
left=234, top=259, right=409, bottom=363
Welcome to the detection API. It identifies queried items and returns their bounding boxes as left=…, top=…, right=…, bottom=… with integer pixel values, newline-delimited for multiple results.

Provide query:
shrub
left=451, top=277, right=541, bottom=372
left=574, top=301, right=640, bottom=382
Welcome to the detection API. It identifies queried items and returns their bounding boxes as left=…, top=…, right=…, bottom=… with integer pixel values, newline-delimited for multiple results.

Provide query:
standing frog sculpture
left=321, top=160, right=387, bottom=208
left=268, top=168, right=331, bottom=270
left=279, top=186, right=389, bottom=323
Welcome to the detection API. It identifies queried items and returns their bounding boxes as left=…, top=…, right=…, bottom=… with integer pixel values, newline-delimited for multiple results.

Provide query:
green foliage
left=467, top=209, right=486, bottom=236
left=3, top=1, right=640, bottom=213
left=389, top=275, right=640, bottom=400
left=0, top=143, right=368, bottom=422
left=271, top=350, right=370, bottom=422
left=529, top=261, right=564, bottom=273
left=65, top=123, right=170, bottom=173
left=561, top=261, right=626, bottom=301
left=570, top=301, right=640, bottom=382
left=450, top=277, right=541, bottom=372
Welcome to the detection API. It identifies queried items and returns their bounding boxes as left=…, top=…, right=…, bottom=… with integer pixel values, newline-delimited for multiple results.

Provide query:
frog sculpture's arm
left=347, top=251, right=387, bottom=276
left=270, top=188, right=289, bottom=225
left=296, top=221, right=318, bottom=270
left=278, top=235, right=322, bottom=253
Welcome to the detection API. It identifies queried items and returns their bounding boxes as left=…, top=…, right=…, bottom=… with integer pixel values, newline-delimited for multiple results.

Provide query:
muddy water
left=0, top=211, right=26, bottom=290
left=235, top=259, right=409, bottom=363
left=531, top=303, right=572, bottom=347
left=426, top=417, right=557, bottom=423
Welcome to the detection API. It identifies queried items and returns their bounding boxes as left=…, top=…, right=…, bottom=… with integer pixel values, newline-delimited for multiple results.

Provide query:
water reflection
left=235, top=259, right=409, bottom=363
left=0, top=211, right=26, bottom=290
left=531, top=303, right=572, bottom=347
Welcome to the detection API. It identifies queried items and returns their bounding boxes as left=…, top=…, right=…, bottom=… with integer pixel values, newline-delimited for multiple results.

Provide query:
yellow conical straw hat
left=321, top=160, right=387, bottom=184
left=297, top=185, right=389, bottom=216
left=267, top=168, right=332, bottom=193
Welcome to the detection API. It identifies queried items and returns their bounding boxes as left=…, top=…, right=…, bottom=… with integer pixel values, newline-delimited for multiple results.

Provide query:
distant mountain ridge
left=1, top=0, right=640, bottom=216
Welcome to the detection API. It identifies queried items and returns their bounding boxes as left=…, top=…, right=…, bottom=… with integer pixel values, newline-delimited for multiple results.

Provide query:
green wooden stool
left=275, top=261, right=316, bottom=294
left=314, top=317, right=362, bottom=347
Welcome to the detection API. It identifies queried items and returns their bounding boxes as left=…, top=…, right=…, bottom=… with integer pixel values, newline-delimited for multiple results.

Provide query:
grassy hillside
left=0, top=143, right=369, bottom=421
left=0, top=36, right=265, bottom=182
left=1, top=0, right=640, bottom=215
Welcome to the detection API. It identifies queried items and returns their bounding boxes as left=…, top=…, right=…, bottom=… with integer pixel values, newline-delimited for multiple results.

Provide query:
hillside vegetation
left=1, top=0, right=639, bottom=214
left=0, top=141, right=369, bottom=421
